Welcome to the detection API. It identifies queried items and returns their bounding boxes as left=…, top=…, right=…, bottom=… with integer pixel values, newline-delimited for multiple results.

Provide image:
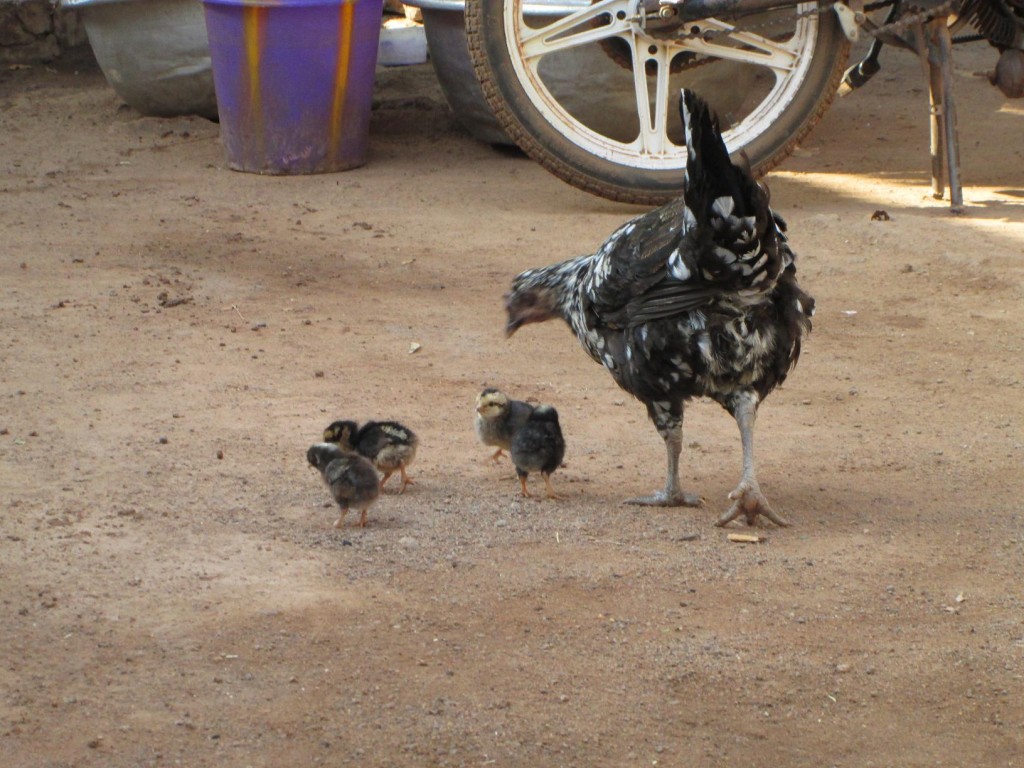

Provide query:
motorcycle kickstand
left=912, top=16, right=964, bottom=213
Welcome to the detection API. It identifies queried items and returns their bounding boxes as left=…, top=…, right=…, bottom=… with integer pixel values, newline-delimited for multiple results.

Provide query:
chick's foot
left=715, top=481, right=789, bottom=527
left=625, top=490, right=701, bottom=507
left=543, top=475, right=564, bottom=501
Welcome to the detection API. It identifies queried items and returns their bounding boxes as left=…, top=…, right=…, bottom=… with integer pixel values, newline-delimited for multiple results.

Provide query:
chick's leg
left=715, top=394, right=789, bottom=527
left=489, top=448, right=506, bottom=463
left=398, top=465, right=415, bottom=494
left=379, top=470, right=393, bottom=490
left=518, top=473, right=532, bottom=498
left=626, top=404, right=700, bottom=507
left=542, top=473, right=563, bottom=501
left=333, top=504, right=348, bottom=529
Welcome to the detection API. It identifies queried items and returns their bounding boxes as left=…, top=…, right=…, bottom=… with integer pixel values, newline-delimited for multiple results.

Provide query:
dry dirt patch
left=1, top=43, right=1023, bottom=767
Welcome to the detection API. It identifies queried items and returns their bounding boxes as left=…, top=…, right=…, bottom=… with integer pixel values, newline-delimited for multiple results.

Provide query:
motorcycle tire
left=465, top=0, right=851, bottom=205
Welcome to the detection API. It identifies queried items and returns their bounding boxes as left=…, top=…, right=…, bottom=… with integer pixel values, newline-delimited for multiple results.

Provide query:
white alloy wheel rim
left=504, top=0, right=821, bottom=169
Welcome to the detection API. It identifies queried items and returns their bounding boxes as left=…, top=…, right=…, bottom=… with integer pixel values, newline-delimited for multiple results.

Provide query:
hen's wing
left=586, top=90, right=789, bottom=330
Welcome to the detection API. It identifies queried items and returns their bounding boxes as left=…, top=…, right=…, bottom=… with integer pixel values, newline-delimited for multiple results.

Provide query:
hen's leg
left=715, top=394, right=790, bottom=527
left=626, top=404, right=700, bottom=507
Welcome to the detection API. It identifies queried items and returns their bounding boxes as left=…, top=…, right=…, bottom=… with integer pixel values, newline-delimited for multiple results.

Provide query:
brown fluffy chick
left=306, top=442, right=380, bottom=528
left=323, top=419, right=418, bottom=493
left=474, top=388, right=535, bottom=463
left=510, top=404, right=566, bottom=499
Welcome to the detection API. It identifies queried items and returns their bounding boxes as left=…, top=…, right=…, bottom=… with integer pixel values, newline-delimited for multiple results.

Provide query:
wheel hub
left=594, top=0, right=704, bottom=74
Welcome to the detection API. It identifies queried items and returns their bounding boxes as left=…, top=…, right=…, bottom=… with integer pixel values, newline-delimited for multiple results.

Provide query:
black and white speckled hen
left=510, top=404, right=566, bottom=500
left=323, top=419, right=418, bottom=493
left=504, top=90, right=814, bottom=527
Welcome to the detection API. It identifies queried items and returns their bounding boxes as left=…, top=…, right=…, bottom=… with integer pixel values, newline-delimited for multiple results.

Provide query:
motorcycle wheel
left=465, top=0, right=851, bottom=205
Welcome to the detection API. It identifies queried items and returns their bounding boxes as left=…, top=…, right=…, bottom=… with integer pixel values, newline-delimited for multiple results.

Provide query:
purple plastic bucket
left=203, top=0, right=383, bottom=174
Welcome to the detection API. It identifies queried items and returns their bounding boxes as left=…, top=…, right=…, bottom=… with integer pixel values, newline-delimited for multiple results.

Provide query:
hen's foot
left=625, top=490, right=701, bottom=507
left=715, top=482, right=789, bottom=527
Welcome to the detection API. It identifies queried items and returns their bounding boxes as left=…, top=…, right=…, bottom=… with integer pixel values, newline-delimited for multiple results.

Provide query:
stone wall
left=0, top=0, right=86, bottom=64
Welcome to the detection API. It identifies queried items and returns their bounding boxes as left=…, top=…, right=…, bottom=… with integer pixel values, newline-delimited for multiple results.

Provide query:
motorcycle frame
left=648, top=0, right=971, bottom=209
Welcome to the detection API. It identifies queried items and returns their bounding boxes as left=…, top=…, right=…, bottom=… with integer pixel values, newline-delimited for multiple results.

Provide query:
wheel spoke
left=518, top=0, right=636, bottom=59
left=628, top=38, right=674, bottom=155
left=677, top=19, right=800, bottom=73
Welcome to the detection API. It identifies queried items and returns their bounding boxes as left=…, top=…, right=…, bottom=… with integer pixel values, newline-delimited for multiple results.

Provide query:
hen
left=504, top=90, right=814, bottom=527
left=323, top=419, right=418, bottom=493
left=510, top=404, right=566, bottom=500
left=306, top=442, right=380, bottom=528
left=474, top=387, right=535, bottom=463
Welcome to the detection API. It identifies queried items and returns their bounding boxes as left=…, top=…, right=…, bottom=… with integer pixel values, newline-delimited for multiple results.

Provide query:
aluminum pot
left=61, top=0, right=218, bottom=119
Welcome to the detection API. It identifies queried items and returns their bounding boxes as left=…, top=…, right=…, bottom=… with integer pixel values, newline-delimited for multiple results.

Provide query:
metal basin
left=60, top=0, right=218, bottom=119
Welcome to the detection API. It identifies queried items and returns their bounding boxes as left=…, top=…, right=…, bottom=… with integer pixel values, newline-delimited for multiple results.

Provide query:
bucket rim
left=59, top=0, right=156, bottom=8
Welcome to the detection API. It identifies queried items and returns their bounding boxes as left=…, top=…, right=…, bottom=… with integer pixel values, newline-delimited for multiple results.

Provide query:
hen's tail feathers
left=679, top=89, right=781, bottom=290
left=680, top=89, right=763, bottom=222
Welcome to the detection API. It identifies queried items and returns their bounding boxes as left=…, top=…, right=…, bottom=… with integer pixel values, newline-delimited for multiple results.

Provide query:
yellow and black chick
left=323, top=419, right=418, bottom=493
left=510, top=404, right=566, bottom=499
left=306, top=442, right=380, bottom=528
left=474, top=387, right=535, bottom=463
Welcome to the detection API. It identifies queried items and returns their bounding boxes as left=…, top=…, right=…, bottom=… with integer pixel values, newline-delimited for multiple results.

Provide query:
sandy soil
left=1, top=40, right=1023, bottom=768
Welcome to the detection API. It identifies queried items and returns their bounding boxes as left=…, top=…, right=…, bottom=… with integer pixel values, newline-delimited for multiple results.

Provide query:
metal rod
left=916, top=16, right=964, bottom=211
left=926, top=28, right=946, bottom=200
left=649, top=0, right=806, bottom=23
left=933, top=19, right=963, bottom=211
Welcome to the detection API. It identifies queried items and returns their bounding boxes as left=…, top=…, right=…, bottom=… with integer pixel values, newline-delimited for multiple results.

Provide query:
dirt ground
left=2, top=38, right=1023, bottom=768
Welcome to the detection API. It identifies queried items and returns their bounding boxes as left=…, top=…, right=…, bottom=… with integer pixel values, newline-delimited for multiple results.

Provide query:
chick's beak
left=505, top=317, right=522, bottom=338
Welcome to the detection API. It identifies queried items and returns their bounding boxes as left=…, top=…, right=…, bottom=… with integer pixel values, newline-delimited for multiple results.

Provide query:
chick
left=306, top=442, right=380, bottom=528
left=474, top=387, right=535, bottom=463
left=510, top=404, right=566, bottom=499
left=323, top=419, right=418, bottom=493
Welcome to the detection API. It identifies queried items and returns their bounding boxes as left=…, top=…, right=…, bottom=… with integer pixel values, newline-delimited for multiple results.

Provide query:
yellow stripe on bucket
left=243, top=7, right=266, bottom=156
left=329, top=1, right=356, bottom=166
